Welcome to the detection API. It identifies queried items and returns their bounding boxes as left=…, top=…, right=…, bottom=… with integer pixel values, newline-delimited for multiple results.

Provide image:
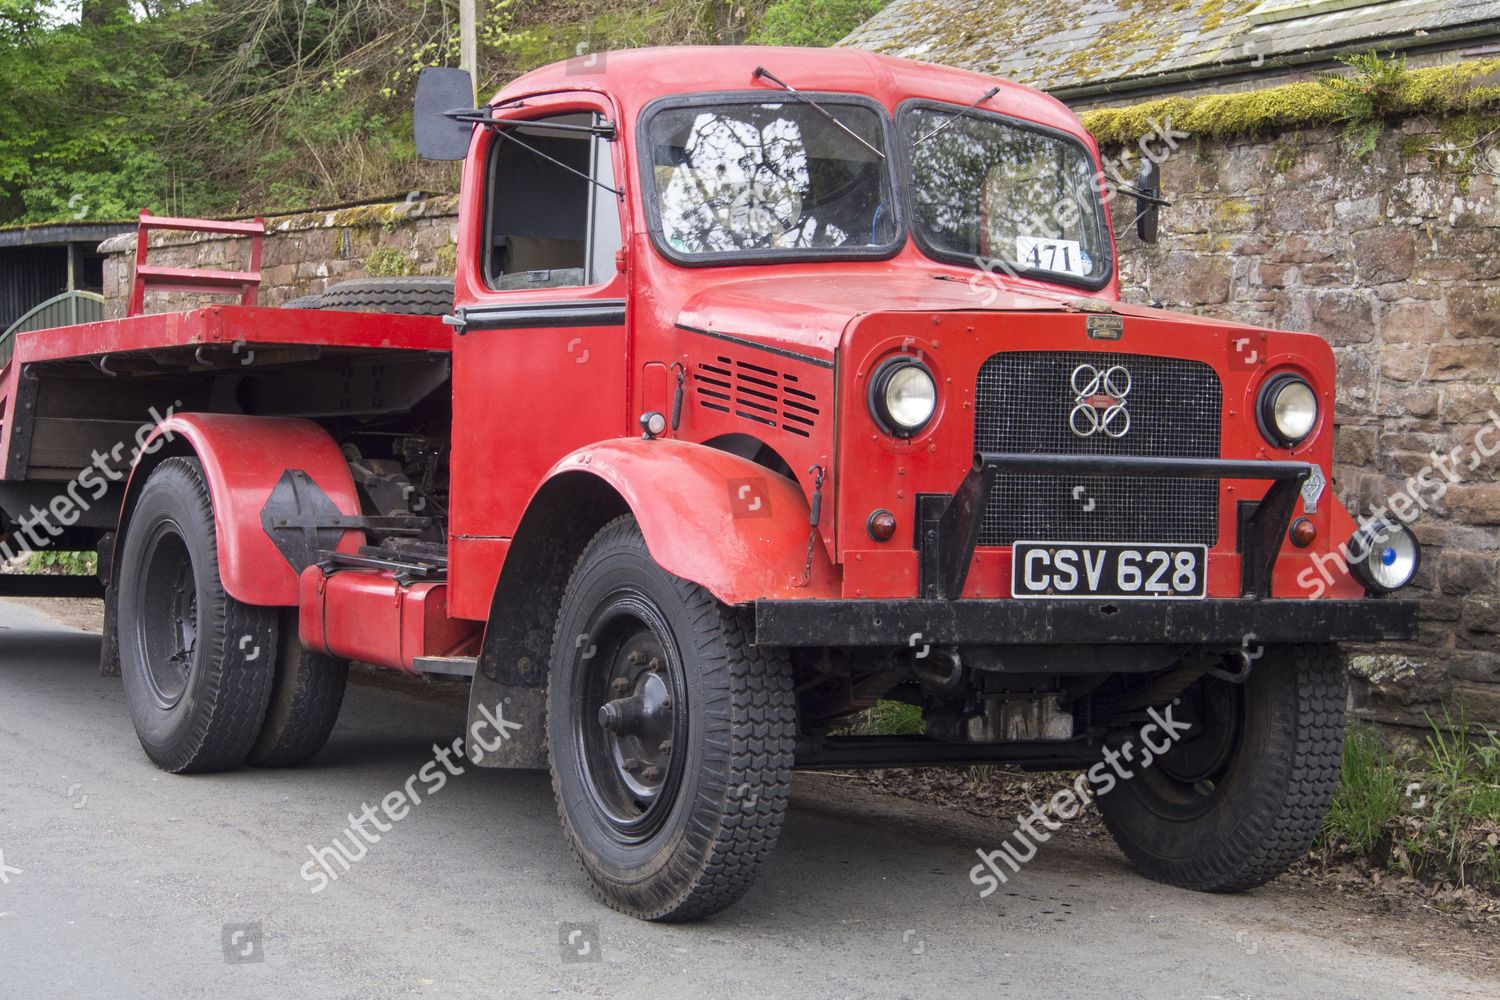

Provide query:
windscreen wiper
left=913, top=86, right=1002, bottom=145
left=752, top=66, right=886, bottom=160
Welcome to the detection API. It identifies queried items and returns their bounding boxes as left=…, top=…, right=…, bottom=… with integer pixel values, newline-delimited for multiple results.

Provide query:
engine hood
left=674, top=271, right=1233, bottom=364
left=676, top=272, right=1108, bottom=363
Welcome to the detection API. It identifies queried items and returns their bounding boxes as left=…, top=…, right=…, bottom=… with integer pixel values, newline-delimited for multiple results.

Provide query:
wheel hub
left=599, top=643, right=675, bottom=801
left=138, top=525, right=198, bottom=708
left=571, top=595, right=689, bottom=844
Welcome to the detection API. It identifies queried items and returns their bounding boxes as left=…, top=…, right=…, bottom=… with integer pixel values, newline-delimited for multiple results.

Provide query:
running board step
left=413, top=656, right=477, bottom=678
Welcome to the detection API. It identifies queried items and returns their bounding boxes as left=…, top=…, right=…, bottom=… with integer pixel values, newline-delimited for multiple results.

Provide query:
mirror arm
left=1114, top=183, right=1171, bottom=207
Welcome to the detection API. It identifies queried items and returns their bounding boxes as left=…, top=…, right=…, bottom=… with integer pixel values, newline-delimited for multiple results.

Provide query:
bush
left=750, top=0, right=889, bottom=47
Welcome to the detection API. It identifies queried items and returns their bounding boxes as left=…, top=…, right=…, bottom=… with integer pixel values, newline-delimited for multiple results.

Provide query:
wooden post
left=460, top=0, right=478, bottom=102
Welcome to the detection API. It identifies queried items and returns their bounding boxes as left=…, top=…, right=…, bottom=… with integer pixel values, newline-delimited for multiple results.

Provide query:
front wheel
left=1096, top=644, right=1346, bottom=892
left=547, top=516, right=796, bottom=921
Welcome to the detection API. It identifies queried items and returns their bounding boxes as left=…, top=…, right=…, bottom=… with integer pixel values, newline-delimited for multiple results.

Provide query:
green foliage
left=0, top=7, right=195, bottom=222
left=1323, top=725, right=1403, bottom=856
left=1320, top=715, right=1500, bottom=890
left=365, top=246, right=414, bottom=276
left=22, top=550, right=97, bottom=575
left=1408, top=711, right=1500, bottom=886
left=1320, top=51, right=1409, bottom=157
left=1084, top=55, right=1500, bottom=147
left=750, top=0, right=889, bottom=47
left=0, top=0, right=899, bottom=225
left=850, top=699, right=925, bottom=736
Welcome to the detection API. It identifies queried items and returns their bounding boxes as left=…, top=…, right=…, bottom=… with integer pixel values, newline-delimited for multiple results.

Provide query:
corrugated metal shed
left=0, top=222, right=130, bottom=332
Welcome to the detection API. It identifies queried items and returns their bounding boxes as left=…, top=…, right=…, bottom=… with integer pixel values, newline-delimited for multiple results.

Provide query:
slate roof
left=842, top=0, right=1500, bottom=99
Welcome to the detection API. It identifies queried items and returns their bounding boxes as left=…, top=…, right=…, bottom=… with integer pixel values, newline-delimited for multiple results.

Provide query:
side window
left=483, top=113, right=622, bottom=291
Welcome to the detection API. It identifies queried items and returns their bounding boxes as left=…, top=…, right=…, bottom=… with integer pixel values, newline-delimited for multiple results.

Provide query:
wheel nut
left=627, top=650, right=645, bottom=665
left=658, top=740, right=673, bottom=754
left=610, top=677, right=631, bottom=695
left=648, top=657, right=663, bottom=673
left=642, top=766, right=663, bottom=783
left=622, top=758, right=644, bottom=774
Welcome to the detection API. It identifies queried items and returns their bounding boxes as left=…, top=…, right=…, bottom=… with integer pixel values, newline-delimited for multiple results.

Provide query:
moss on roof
left=1080, top=56, right=1500, bottom=145
left=846, top=0, right=1500, bottom=96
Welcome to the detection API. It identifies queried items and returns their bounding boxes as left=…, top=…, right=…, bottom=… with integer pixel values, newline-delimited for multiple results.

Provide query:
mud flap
left=98, top=533, right=121, bottom=677
left=466, top=673, right=547, bottom=769
left=99, top=582, right=121, bottom=678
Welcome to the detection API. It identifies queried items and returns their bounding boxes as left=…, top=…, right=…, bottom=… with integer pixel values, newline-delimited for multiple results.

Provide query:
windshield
left=902, top=103, right=1111, bottom=287
left=645, top=99, right=898, bottom=258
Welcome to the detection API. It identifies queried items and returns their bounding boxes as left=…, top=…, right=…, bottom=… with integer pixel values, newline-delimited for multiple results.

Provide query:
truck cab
left=1, top=46, right=1421, bottom=921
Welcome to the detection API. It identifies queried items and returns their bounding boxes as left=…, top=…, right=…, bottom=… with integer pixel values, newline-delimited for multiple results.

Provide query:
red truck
left=0, top=46, right=1419, bottom=920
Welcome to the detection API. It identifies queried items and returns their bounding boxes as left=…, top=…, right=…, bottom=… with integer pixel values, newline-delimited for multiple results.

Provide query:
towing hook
left=1205, top=655, right=1255, bottom=685
left=912, top=648, right=964, bottom=691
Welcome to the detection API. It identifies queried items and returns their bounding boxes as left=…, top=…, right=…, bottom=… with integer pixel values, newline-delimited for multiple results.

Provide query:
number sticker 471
left=1011, top=542, right=1208, bottom=600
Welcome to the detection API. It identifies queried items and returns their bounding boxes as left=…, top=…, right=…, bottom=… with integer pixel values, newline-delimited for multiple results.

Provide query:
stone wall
left=99, top=196, right=459, bottom=318
left=1105, top=116, right=1500, bottom=731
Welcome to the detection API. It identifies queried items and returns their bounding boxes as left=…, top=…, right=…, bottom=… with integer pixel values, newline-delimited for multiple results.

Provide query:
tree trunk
left=81, top=0, right=131, bottom=28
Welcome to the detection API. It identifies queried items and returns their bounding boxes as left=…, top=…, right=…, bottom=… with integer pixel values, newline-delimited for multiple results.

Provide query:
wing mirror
left=414, top=68, right=477, bottom=161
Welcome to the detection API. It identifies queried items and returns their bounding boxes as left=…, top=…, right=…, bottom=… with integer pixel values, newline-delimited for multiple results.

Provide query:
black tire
left=1096, top=644, right=1345, bottom=892
left=117, top=457, right=277, bottom=773
left=247, top=614, right=349, bottom=767
left=316, top=277, right=453, bottom=316
left=282, top=294, right=323, bottom=309
left=546, top=515, right=796, bottom=921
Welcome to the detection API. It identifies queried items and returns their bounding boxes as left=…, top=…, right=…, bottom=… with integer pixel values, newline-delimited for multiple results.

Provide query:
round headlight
left=869, top=357, right=937, bottom=436
left=1350, top=520, right=1421, bottom=594
left=1259, top=373, right=1319, bottom=447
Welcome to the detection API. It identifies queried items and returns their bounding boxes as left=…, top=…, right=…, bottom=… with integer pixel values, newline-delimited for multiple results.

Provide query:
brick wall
left=1106, top=117, right=1500, bottom=730
left=98, top=196, right=459, bottom=318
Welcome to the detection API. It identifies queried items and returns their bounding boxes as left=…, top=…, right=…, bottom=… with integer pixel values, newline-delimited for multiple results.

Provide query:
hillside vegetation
left=0, top=0, right=887, bottom=225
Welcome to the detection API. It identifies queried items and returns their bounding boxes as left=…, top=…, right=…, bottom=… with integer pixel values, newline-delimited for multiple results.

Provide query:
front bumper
left=754, top=597, right=1419, bottom=648
left=918, top=451, right=1313, bottom=599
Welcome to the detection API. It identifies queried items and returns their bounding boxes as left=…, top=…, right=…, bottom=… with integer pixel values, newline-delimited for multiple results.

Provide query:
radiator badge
left=1086, top=314, right=1124, bottom=340
left=1070, top=364, right=1132, bottom=439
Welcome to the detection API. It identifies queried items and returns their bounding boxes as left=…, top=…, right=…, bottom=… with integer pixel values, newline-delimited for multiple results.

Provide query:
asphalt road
left=2, top=599, right=1496, bottom=1000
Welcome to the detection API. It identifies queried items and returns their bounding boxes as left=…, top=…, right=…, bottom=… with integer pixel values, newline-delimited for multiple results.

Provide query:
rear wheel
left=1096, top=645, right=1345, bottom=891
left=247, top=615, right=348, bottom=767
left=118, top=458, right=277, bottom=773
left=547, top=516, right=796, bottom=921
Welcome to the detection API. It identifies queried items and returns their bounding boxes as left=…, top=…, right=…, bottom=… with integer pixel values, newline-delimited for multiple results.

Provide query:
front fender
left=117, top=413, right=362, bottom=606
left=544, top=439, right=839, bottom=604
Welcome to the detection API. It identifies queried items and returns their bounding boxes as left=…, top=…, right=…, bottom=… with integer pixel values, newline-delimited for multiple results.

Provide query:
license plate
left=1011, top=542, right=1208, bottom=600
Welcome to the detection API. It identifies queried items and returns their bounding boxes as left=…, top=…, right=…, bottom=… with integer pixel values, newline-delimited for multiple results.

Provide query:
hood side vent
left=693, top=353, right=819, bottom=438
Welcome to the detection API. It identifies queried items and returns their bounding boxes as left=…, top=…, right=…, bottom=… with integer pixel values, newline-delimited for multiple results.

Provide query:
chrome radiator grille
left=973, top=351, right=1223, bottom=546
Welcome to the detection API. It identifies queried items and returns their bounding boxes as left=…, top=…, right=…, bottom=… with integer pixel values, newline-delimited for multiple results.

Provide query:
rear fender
left=114, top=413, right=362, bottom=606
